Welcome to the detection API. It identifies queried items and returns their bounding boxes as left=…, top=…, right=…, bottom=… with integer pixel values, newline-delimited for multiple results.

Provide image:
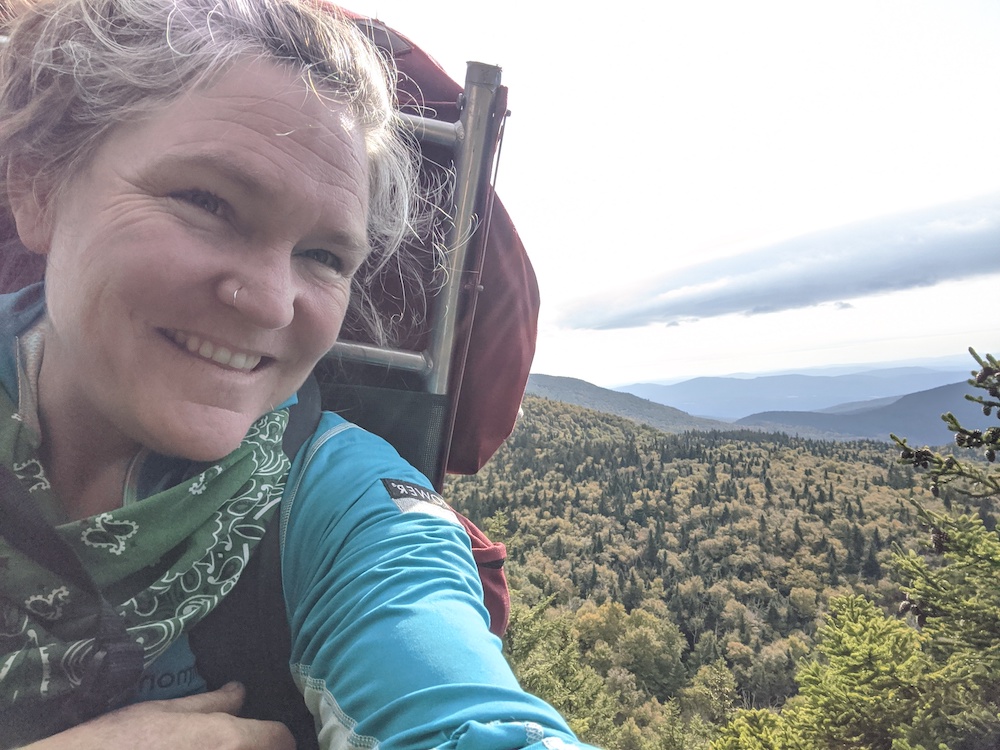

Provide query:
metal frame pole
left=328, top=61, right=504, bottom=396
left=425, top=62, right=503, bottom=394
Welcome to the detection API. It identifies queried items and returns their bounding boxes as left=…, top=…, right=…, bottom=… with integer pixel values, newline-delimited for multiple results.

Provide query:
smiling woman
left=0, top=1, right=594, bottom=749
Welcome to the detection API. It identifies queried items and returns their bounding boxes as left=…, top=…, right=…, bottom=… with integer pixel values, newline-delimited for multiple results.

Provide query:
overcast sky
left=349, top=0, right=1000, bottom=386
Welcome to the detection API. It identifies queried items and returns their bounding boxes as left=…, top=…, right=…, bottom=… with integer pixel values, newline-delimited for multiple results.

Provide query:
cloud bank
left=567, top=193, right=1000, bottom=330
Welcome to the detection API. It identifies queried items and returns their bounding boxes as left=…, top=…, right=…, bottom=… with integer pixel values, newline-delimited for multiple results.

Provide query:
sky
left=348, top=0, right=1000, bottom=387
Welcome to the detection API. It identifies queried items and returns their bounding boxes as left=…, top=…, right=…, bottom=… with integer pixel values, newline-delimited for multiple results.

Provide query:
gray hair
left=0, top=0, right=431, bottom=344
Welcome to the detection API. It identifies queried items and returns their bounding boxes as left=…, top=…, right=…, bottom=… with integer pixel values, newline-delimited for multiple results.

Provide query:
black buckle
left=64, top=638, right=145, bottom=724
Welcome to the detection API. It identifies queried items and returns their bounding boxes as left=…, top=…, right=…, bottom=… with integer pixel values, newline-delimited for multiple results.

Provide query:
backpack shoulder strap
left=190, top=375, right=321, bottom=749
left=0, top=464, right=145, bottom=725
left=189, top=507, right=319, bottom=749
left=282, top=372, right=321, bottom=459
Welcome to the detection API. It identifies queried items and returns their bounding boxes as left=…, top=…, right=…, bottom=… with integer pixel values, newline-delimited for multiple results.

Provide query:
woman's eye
left=299, top=248, right=344, bottom=273
left=171, top=189, right=224, bottom=216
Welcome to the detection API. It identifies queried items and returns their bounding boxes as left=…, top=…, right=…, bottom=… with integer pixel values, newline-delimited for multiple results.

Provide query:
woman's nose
left=221, top=258, right=296, bottom=330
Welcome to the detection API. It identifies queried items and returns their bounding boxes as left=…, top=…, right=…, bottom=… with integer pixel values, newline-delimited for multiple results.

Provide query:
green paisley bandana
left=0, top=342, right=291, bottom=741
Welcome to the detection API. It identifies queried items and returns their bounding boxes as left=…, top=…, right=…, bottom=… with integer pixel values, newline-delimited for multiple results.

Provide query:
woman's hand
left=22, top=682, right=296, bottom=750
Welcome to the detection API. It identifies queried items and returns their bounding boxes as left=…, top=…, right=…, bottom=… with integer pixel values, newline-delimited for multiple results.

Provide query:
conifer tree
left=890, top=504, right=1000, bottom=746
left=503, top=597, right=618, bottom=744
left=791, top=595, right=926, bottom=748
left=711, top=708, right=804, bottom=750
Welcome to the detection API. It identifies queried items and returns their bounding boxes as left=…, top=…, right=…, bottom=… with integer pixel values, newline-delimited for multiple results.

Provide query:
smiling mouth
left=165, top=329, right=265, bottom=371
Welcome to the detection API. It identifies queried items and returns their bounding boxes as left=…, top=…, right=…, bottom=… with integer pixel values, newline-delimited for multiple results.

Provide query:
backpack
left=334, top=10, right=538, bottom=483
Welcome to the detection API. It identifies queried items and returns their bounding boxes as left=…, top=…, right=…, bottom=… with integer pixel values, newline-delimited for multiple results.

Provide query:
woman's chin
left=177, top=440, right=244, bottom=463
left=135, top=398, right=279, bottom=461
left=147, top=419, right=255, bottom=463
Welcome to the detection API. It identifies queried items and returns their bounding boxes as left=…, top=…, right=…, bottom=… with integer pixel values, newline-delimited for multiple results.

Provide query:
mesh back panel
left=320, top=382, right=449, bottom=485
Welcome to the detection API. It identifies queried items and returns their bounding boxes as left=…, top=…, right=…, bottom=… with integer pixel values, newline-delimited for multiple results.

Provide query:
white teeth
left=211, top=346, right=232, bottom=365
left=169, top=330, right=262, bottom=371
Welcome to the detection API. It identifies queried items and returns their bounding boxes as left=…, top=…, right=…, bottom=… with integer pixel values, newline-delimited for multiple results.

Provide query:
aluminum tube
left=328, top=341, right=432, bottom=374
left=425, top=62, right=503, bottom=394
left=400, top=112, right=461, bottom=148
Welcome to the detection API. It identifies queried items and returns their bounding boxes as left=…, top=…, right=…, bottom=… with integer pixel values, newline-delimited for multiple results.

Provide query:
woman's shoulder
left=283, top=410, right=455, bottom=530
left=278, top=409, right=472, bottom=617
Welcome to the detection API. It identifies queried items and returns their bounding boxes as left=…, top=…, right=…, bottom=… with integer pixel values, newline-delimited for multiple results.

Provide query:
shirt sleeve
left=280, top=413, right=600, bottom=750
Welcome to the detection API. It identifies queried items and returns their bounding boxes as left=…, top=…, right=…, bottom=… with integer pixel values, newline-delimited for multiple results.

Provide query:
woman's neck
left=37, top=343, right=140, bottom=521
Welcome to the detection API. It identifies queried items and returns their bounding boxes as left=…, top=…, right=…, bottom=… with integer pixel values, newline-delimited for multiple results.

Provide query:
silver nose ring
left=233, top=287, right=241, bottom=307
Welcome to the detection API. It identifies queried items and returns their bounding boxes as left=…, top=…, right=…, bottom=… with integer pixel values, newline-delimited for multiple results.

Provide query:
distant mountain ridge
left=525, top=374, right=727, bottom=433
left=617, top=367, right=969, bottom=420
left=736, top=381, right=984, bottom=447
left=529, top=371, right=987, bottom=448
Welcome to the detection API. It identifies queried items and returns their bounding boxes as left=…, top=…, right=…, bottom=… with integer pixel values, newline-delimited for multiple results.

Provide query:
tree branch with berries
left=892, top=347, right=1000, bottom=499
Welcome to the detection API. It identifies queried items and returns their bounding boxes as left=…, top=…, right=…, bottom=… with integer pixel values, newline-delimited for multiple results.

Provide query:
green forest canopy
left=446, top=378, right=1000, bottom=749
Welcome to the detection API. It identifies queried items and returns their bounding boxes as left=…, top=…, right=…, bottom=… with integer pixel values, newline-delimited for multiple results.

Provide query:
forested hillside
left=446, top=395, right=992, bottom=748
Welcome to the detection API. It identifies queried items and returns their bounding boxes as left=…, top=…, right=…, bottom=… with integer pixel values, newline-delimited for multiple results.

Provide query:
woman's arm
left=281, top=417, right=599, bottom=750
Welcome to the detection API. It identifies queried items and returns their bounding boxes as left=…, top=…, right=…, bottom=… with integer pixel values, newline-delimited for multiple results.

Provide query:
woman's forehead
left=125, top=61, right=365, bottom=183
left=182, top=58, right=361, bottom=137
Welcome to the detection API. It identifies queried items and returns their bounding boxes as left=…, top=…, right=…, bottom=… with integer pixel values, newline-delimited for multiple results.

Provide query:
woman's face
left=19, top=59, right=370, bottom=461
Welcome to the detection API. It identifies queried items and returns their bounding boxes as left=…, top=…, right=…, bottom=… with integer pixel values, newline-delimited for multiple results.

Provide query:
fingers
left=157, top=684, right=296, bottom=748
left=235, top=719, right=297, bottom=750
left=22, top=683, right=296, bottom=750
left=157, top=681, right=246, bottom=716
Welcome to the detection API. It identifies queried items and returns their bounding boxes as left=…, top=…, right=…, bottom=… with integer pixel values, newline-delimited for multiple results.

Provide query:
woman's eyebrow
left=154, top=151, right=279, bottom=201
left=326, top=229, right=372, bottom=265
left=153, top=151, right=370, bottom=255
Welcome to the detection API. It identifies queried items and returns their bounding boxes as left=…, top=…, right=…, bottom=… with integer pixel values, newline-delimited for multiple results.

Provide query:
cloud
left=567, top=193, right=1000, bottom=330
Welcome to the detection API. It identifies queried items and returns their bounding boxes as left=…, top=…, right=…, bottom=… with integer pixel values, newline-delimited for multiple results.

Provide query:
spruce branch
left=891, top=348, right=1000, bottom=500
